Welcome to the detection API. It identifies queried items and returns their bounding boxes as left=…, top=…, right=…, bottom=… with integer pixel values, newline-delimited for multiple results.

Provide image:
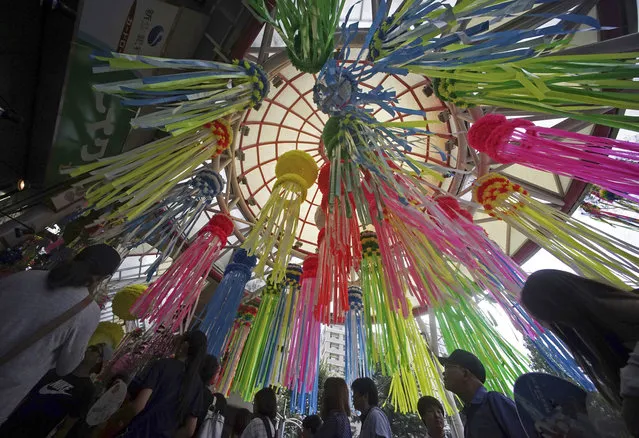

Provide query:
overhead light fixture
left=17, top=179, right=26, bottom=191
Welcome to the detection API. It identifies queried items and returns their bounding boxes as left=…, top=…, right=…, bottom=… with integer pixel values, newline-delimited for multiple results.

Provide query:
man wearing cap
left=441, top=349, right=526, bottom=438
left=0, top=342, right=112, bottom=437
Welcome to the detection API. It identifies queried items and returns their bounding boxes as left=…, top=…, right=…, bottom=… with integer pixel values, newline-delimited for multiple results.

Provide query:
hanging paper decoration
left=345, top=285, right=370, bottom=386
left=360, top=231, right=451, bottom=414
left=131, top=214, right=235, bottom=332
left=112, top=284, right=147, bottom=321
left=200, top=249, right=257, bottom=356
left=91, top=53, right=268, bottom=135
left=232, top=278, right=284, bottom=400
left=434, top=292, right=531, bottom=397
left=315, top=163, right=362, bottom=324
left=215, top=301, right=259, bottom=396
left=473, top=173, right=639, bottom=288
left=468, top=114, right=639, bottom=201
left=255, top=264, right=302, bottom=390
left=247, top=0, right=345, bottom=74
left=592, top=187, right=639, bottom=214
left=285, top=255, right=322, bottom=415
left=321, top=115, right=445, bottom=227
left=581, top=202, right=639, bottom=229
left=89, top=321, right=125, bottom=349
left=98, top=168, right=225, bottom=279
left=108, top=327, right=177, bottom=378
left=64, top=120, right=232, bottom=222
left=426, top=53, right=639, bottom=132
left=368, top=0, right=598, bottom=69
left=242, top=151, right=318, bottom=281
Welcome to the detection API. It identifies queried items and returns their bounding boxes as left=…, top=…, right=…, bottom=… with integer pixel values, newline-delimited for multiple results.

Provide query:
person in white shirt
left=0, top=244, right=121, bottom=425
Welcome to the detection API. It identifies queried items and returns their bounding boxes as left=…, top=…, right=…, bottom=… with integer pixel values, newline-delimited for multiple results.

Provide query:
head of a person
left=176, top=329, right=208, bottom=361
left=417, top=396, right=445, bottom=437
left=253, top=387, right=277, bottom=420
left=321, top=377, right=351, bottom=420
left=300, top=414, right=322, bottom=438
left=212, top=392, right=227, bottom=415
left=233, top=408, right=253, bottom=436
left=200, top=354, right=220, bottom=385
left=83, top=342, right=113, bottom=374
left=441, top=349, right=486, bottom=396
left=176, top=330, right=208, bottom=422
left=47, top=244, right=121, bottom=290
left=351, top=377, right=379, bottom=413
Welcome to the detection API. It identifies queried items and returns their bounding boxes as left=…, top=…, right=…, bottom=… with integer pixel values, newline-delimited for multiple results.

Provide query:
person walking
left=441, top=349, right=526, bottom=438
left=417, top=396, right=446, bottom=438
left=351, top=377, right=391, bottom=438
left=0, top=243, right=121, bottom=424
left=241, top=387, right=278, bottom=438
left=315, top=377, right=352, bottom=438
left=106, top=330, right=208, bottom=438
left=0, top=342, right=111, bottom=437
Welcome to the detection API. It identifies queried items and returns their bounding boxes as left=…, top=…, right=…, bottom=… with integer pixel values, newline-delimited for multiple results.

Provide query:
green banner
left=45, top=41, right=135, bottom=185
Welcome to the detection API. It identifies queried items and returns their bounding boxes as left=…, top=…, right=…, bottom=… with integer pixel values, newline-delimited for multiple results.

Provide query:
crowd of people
left=0, top=244, right=638, bottom=437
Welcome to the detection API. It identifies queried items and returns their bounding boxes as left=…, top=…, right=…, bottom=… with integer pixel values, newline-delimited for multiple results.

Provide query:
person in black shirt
left=0, top=342, right=111, bottom=438
left=109, top=330, right=208, bottom=438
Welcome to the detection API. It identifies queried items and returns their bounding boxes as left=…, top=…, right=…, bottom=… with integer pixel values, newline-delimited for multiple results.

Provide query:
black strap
left=260, top=416, right=274, bottom=438
left=0, top=295, right=93, bottom=367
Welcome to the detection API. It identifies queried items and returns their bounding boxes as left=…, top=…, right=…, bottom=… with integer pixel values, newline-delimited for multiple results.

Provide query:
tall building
left=321, top=325, right=346, bottom=377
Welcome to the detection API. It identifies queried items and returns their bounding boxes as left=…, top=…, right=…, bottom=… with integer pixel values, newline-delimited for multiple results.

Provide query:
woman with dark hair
left=108, top=330, right=208, bottom=438
left=0, top=243, right=121, bottom=424
left=315, top=377, right=352, bottom=438
left=521, top=269, right=639, bottom=435
left=241, top=387, right=278, bottom=438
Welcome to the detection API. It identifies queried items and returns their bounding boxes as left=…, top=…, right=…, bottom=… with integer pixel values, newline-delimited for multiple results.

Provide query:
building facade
left=321, top=324, right=346, bottom=377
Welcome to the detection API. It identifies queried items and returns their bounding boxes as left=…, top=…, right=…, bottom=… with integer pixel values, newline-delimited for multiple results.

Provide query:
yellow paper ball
left=112, top=284, right=147, bottom=321
left=275, top=150, right=319, bottom=190
left=89, top=321, right=125, bottom=349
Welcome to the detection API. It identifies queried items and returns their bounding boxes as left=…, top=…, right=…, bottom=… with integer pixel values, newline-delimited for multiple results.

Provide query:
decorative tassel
left=427, top=53, right=639, bottom=132
left=473, top=173, right=639, bottom=288
left=285, top=255, right=322, bottom=415
left=345, top=285, right=370, bottom=386
left=63, top=120, right=232, bottom=222
left=469, top=114, right=639, bottom=201
left=200, top=249, right=257, bottom=356
left=131, top=214, right=235, bottom=332
left=369, top=0, right=598, bottom=68
left=255, top=264, right=303, bottom=389
left=581, top=202, right=639, bottom=229
left=91, top=53, right=268, bottom=135
left=242, top=151, right=318, bottom=281
left=247, top=0, right=345, bottom=74
left=215, top=301, right=259, bottom=396
left=95, top=168, right=225, bottom=280
left=360, top=231, right=451, bottom=414
left=315, top=163, right=362, bottom=324
left=232, top=278, right=285, bottom=400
